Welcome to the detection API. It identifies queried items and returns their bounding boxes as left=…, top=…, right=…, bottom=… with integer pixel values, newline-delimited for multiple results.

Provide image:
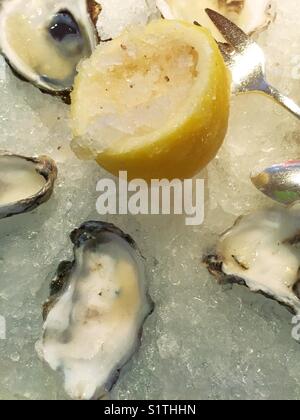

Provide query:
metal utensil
left=251, top=160, right=300, bottom=205
left=206, top=8, right=300, bottom=120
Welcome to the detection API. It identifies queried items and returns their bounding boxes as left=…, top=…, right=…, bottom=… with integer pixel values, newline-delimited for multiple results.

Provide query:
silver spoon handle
left=262, top=84, right=300, bottom=120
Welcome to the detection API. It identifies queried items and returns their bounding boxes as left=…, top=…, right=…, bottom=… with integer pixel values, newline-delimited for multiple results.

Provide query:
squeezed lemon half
left=71, top=19, right=230, bottom=180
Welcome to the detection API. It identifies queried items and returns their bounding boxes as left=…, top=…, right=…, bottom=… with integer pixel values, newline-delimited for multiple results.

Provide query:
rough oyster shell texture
left=37, top=221, right=153, bottom=400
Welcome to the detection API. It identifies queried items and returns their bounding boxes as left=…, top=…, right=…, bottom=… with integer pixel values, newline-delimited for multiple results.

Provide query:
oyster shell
left=0, top=0, right=98, bottom=94
left=37, top=221, right=153, bottom=400
left=0, top=152, right=57, bottom=219
left=156, top=0, right=276, bottom=41
left=204, top=206, right=300, bottom=314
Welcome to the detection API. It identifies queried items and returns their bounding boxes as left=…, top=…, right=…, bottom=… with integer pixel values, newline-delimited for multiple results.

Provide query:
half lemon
left=71, top=19, right=230, bottom=180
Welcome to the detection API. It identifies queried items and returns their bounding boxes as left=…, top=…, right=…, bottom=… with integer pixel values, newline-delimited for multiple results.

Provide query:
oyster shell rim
left=40, top=220, right=154, bottom=399
left=0, top=151, right=57, bottom=219
left=202, top=208, right=300, bottom=315
left=44, top=220, right=153, bottom=318
left=0, top=0, right=100, bottom=99
left=203, top=253, right=298, bottom=315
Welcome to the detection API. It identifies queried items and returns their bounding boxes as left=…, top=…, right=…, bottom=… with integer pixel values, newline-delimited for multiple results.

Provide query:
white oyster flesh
left=95, top=0, right=160, bottom=40
left=156, top=0, right=276, bottom=41
left=214, top=206, right=300, bottom=314
left=0, top=0, right=97, bottom=92
left=0, top=153, right=57, bottom=219
left=37, top=224, right=152, bottom=400
left=0, top=156, right=44, bottom=205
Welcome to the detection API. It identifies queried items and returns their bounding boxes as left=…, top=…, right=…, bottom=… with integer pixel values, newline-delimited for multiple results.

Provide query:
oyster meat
left=0, top=0, right=98, bottom=94
left=156, top=0, right=276, bottom=41
left=0, top=152, right=57, bottom=219
left=36, top=221, right=153, bottom=400
left=204, top=206, right=300, bottom=314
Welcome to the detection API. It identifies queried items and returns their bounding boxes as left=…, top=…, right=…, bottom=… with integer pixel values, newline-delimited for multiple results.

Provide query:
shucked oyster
left=37, top=221, right=153, bottom=400
left=0, top=152, right=57, bottom=219
left=156, top=0, right=276, bottom=42
left=204, top=206, right=300, bottom=314
left=0, top=0, right=98, bottom=94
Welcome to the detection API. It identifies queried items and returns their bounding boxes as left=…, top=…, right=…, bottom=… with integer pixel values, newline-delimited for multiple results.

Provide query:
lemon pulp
left=71, top=19, right=230, bottom=180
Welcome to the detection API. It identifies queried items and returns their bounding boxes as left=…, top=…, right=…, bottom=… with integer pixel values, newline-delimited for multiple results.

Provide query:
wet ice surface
left=96, top=0, right=159, bottom=39
left=0, top=0, right=300, bottom=400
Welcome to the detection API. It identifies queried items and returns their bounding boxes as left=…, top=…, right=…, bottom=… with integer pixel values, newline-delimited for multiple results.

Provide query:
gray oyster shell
left=37, top=221, right=154, bottom=400
left=0, top=152, right=57, bottom=219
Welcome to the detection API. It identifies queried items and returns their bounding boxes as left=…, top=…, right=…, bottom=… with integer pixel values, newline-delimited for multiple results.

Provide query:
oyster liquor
left=104, top=404, right=197, bottom=416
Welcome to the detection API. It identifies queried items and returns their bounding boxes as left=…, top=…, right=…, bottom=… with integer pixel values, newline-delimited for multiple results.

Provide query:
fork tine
left=205, top=8, right=252, bottom=51
left=217, top=42, right=233, bottom=65
left=218, top=42, right=235, bottom=55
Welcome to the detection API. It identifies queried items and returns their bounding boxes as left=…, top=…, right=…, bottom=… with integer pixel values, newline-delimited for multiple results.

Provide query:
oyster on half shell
left=204, top=206, right=300, bottom=315
left=0, top=152, right=57, bottom=219
left=36, top=221, right=153, bottom=400
left=0, top=0, right=98, bottom=94
left=156, top=0, right=276, bottom=42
